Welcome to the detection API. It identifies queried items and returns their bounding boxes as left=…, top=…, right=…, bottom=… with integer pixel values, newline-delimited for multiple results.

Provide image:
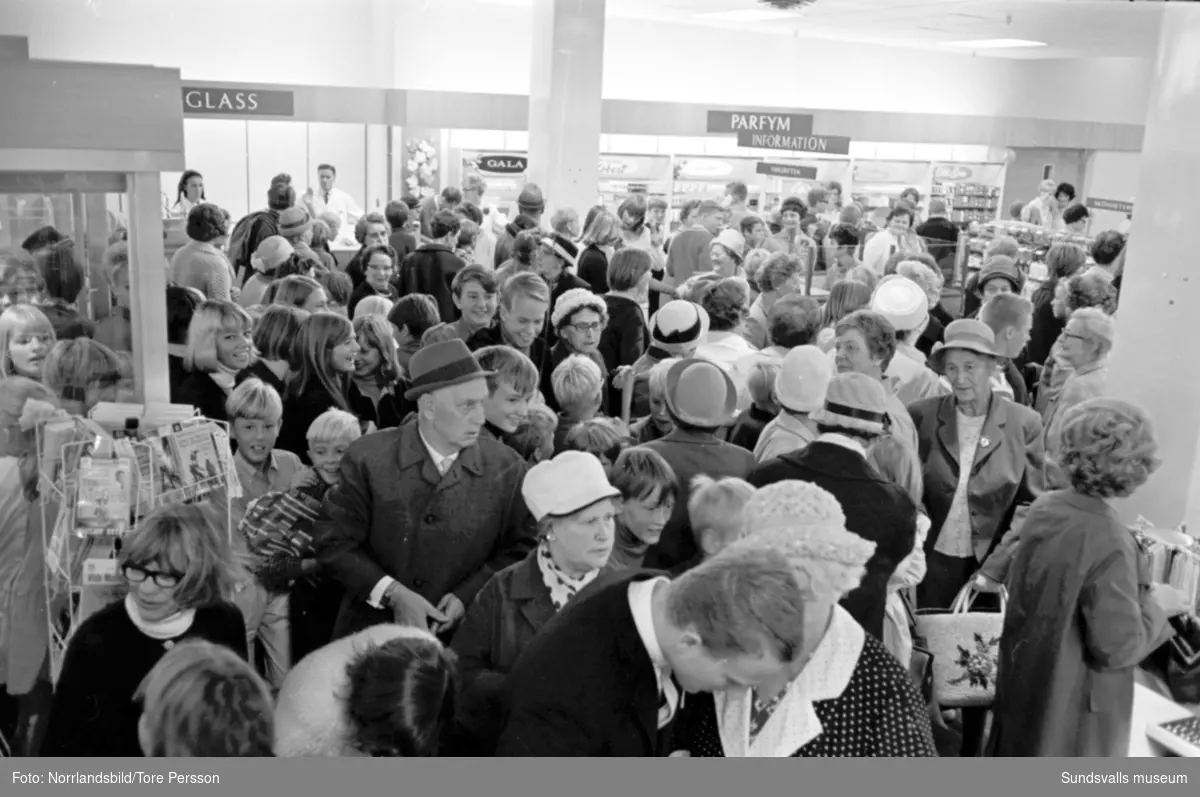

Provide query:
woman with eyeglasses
left=541, top=288, right=610, bottom=413
left=347, top=244, right=399, bottom=319
left=40, top=504, right=247, bottom=756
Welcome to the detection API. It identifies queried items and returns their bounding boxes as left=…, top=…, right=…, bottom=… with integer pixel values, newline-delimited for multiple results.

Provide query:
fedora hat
left=664, top=358, right=737, bottom=428
left=404, top=339, right=494, bottom=401
left=928, top=319, right=998, bottom=373
left=278, top=207, right=313, bottom=238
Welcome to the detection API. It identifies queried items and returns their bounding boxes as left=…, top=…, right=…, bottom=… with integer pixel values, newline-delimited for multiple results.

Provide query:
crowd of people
left=0, top=166, right=1192, bottom=760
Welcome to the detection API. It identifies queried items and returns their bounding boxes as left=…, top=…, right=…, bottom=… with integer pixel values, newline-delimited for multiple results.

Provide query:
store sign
left=1086, top=197, right=1134, bottom=214
left=933, top=163, right=1005, bottom=184
left=755, top=162, right=818, bottom=180
left=181, top=86, right=294, bottom=116
left=598, top=155, right=670, bottom=180
left=737, top=131, right=852, bottom=155
left=707, top=110, right=813, bottom=136
left=477, top=155, right=528, bottom=174
left=853, top=161, right=929, bottom=184
left=675, top=158, right=736, bottom=179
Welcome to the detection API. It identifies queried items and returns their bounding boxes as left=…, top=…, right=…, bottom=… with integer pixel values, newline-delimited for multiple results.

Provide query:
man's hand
left=385, top=583, right=447, bottom=630
left=432, top=594, right=465, bottom=635
left=289, top=467, right=320, bottom=493
left=612, top=365, right=635, bottom=393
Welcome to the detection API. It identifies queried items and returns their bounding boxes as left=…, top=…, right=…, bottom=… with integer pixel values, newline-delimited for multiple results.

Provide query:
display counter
left=1130, top=675, right=1200, bottom=757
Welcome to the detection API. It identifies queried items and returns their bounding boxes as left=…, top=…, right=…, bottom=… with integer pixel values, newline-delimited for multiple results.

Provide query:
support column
left=128, top=172, right=170, bottom=406
left=527, top=0, right=605, bottom=222
left=1106, top=5, right=1200, bottom=535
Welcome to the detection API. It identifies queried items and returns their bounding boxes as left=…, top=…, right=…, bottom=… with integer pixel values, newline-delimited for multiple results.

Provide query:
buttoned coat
left=906, top=393, right=1046, bottom=585
left=317, top=419, right=536, bottom=639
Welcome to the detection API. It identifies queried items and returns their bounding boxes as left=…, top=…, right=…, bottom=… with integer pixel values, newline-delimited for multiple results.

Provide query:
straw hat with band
left=809, top=372, right=891, bottom=437
left=543, top=232, right=578, bottom=268
left=404, top=339, right=495, bottom=401
left=928, top=319, right=999, bottom=373
left=664, top=357, right=738, bottom=428
left=251, top=236, right=295, bottom=275
left=648, top=300, right=710, bottom=355
left=278, top=207, right=313, bottom=238
left=975, top=256, right=1023, bottom=294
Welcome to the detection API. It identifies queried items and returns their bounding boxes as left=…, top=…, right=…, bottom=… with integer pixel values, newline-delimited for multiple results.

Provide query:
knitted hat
left=870, top=275, right=928, bottom=332
left=741, top=481, right=876, bottom=583
left=809, top=372, right=889, bottom=436
left=522, top=451, right=621, bottom=522
left=518, top=183, right=545, bottom=215
left=928, top=319, right=998, bottom=373
left=251, top=236, right=295, bottom=275
left=976, top=255, right=1023, bottom=294
left=664, top=357, right=737, bottom=428
left=649, top=300, right=710, bottom=354
left=278, top=207, right=313, bottom=238
left=551, top=287, right=606, bottom=329
left=713, top=229, right=746, bottom=260
left=544, top=232, right=578, bottom=267
left=776, top=345, right=833, bottom=414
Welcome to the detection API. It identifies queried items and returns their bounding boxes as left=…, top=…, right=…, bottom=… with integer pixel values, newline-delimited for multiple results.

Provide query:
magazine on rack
left=73, top=456, right=133, bottom=537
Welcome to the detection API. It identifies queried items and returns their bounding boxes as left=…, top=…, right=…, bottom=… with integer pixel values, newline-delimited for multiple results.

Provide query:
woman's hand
left=973, top=573, right=1004, bottom=593
left=612, top=365, right=635, bottom=392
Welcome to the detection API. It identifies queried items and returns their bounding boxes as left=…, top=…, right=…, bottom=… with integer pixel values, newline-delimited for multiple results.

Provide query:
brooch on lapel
left=979, top=436, right=991, bottom=449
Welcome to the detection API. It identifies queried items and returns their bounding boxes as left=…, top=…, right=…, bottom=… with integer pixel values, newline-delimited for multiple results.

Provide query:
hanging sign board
left=1086, top=197, right=1134, bottom=214
left=707, top=110, right=813, bottom=136
left=756, top=162, right=819, bottom=180
left=598, top=155, right=671, bottom=181
left=181, top=86, right=294, bottom=117
left=933, top=163, right=1006, bottom=184
left=737, top=130, right=852, bottom=155
left=475, top=154, right=528, bottom=175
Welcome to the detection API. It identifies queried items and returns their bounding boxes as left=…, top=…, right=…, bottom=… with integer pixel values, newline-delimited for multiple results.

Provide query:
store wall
left=2, top=0, right=1156, bottom=126
left=1084, top=150, right=1141, bottom=233
left=1001, top=148, right=1088, bottom=214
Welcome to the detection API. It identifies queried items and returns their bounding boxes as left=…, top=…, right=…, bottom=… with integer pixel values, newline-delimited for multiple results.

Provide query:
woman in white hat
left=239, top=236, right=294, bottom=309
left=450, top=451, right=619, bottom=754
left=628, top=299, right=709, bottom=419
left=672, top=481, right=936, bottom=757
left=870, top=275, right=943, bottom=405
left=710, top=229, right=747, bottom=279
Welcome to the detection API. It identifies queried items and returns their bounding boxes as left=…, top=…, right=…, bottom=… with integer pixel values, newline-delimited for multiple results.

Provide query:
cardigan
left=170, top=238, right=234, bottom=301
left=598, top=293, right=647, bottom=415
left=40, top=600, right=247, bottom=756
left=449, top=550, right=614, bottom=754
left=577, top=244, right=610, bottom=294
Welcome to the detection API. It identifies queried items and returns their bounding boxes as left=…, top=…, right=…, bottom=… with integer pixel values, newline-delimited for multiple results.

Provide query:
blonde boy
left=685, top=475, right=757, bottom=570
left=551, top=354, right=603, bottom=454
left=302, top=408, right=362, bottom=487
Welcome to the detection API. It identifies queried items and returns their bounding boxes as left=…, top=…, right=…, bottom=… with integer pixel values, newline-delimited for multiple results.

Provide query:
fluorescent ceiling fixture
left=698, top=10, right=798, bottom=22
left=476, top=0, right=532, bottom=6
left=942, top=38, right=1048, bottom=49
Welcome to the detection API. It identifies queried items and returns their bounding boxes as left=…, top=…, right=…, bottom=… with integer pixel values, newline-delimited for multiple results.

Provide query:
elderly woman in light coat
left=449, top=451, right=619, bottom=755
left=988, top=398, right=1191, bottom=757
left=1042, top=308, right=1112, bottom=454
left=672, top=481, right=936, bottom=757
left=275, top=624, right=459, bottom=757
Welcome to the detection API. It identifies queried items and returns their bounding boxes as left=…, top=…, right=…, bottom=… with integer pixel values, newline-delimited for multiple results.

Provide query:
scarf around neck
left=536, top=540, right=601, bottom=611
left=124, top=593, right=197, bottom=642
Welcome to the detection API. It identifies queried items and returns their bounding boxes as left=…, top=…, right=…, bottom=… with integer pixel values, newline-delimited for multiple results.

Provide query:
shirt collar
left=234, top=448, right=278, bottom=478
left=418, top=427, right=459, bottom=472
left=815, top=432, right=867, bottom=458
left=628, top=577, right=671, bottom=682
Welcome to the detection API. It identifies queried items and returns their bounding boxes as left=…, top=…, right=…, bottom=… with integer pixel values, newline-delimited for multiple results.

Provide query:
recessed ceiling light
left=699, top=10, right=798, bottom=22
left=942, top=38, right=1048, bottom=49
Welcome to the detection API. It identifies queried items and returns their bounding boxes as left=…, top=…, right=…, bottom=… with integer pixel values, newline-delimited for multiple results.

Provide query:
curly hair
left=697, top=277, right=749, bottom=332
left=1091, top=231, right=1127, bottom=267
left=755, top=253, right=803, bottom=295
left=510, top=228, right=545, bottom=267
left=1064, top=271, right=1118, bottom=315
left=186, top=203, right=229, bottom=244
left=835, top=310, right=898, bottom=371
left=1057, top=397, right=1159, bottom=499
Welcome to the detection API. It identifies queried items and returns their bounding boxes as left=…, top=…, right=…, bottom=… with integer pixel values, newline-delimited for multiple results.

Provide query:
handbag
left=903, top=590, right=936, bottom=707
left=914, top=583, right=1007, bottom=708
left=1145, top=615, right=1200, bottom=705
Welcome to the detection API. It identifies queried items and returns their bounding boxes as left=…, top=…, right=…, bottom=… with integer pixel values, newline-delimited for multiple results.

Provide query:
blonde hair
left=225, top=377, right=283, bottom=423
left=0, top=304, right=55, bottom=378
left=866, top=436, right=923, bottom=505
left=563, top=417, right=627, bottom=465
left=506, top=405, right=558, bottom=464
left=136, top=639, right=274, bottom=757
left=42, top=338, right=126, bottom=414
left=688, top=475, right=756, bottom=549
left=551, top=354, right=603, bottom=415
left=119, top=503, right=246, bottom=607
left=306, top=408, right=362, bottom=446
left=420, top=322, right=458, bottom=348
left=184, top=300, right=253, bottom=374
left=353, top=295, right=394, bottom=321
left=647, top=357, right=679, bottom=401
left=581, top=210, right=623, bottom=249
left=746, top=362, right=780, bottom=409
left=353, top=315, right=400, bottom=385
left=272, top=275, right=324, bottom=312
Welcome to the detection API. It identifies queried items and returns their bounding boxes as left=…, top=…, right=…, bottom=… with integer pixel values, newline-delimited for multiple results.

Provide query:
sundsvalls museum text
left=13, top=771, right=220, bottom=785
left=1061, top=771, right=1187, bottom=785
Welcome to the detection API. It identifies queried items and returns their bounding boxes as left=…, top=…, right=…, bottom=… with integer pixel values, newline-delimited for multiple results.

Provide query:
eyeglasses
left=1061, top=332, right=1087, bottom=342
left=123, top=564, right=184, bottom=588
left=569, top=321, right=604, bottom=334
left=366, top=263, right=394, bottom=273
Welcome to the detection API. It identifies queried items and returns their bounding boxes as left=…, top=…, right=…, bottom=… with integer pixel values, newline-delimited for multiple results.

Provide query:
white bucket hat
left=870, top=276, right=928, bottom=333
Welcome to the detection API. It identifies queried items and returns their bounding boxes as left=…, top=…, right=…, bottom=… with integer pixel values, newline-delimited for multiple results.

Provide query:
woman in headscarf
left=672, top=480, right=936, bottom=757
left=449, top=451, right=619, bottom=754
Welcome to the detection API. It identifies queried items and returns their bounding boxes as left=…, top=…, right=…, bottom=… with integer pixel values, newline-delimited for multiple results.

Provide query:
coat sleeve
left=495, top=695, right=599, bottom=756
left=39, top=628, right=112, bottom=755
left=1079, top=540, right=1169, bottom=670
left=978, top=412, right=1046, bottom=583
left=315, top=450, right=390, bottom=601
left=449, top=577, right=509, bottom=714
left=450, top=459, right=536, bottom=607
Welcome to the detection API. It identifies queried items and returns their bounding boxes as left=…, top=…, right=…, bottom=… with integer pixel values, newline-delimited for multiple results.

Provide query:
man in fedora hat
left=317, top=339, right=536, bottom=639
left=277, top=206, right=323, bottom=267
left=749, top=372, right=919, bottom=642
left=642, top=358, right=755, bottom=572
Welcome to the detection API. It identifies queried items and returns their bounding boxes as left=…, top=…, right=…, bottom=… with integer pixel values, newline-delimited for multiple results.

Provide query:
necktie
left=324, top=191, right=330, bottom=204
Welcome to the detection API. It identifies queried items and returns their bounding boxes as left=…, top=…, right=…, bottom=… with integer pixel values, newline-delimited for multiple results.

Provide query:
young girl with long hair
left=0, top=305, right=55, bottom=381
left=816, top=279, right=873, bottom=352
left=276, top=313, right=361, bottom=462
left=174, top=300, right=254, bottom=423
left=272, top=275, right=329, bottom=319
left=351, top=315, right=407, bottom=429
left=237, top=305, right=301, bottom=397
left=576, top=210, right=623, bottom=294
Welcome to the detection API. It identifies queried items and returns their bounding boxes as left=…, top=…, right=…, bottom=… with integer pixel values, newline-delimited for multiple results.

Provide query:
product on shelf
left=955, top=220, right=1095, bottom=296
left=930, top=180, right=1001, bottom=225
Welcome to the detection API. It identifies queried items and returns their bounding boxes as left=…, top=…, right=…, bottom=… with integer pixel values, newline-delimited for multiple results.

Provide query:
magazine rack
left=34, top=411, right=235, bottom=682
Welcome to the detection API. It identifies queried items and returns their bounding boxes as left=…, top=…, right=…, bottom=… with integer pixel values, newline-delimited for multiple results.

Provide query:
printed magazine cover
left=73, top=457, right=133, bottom=537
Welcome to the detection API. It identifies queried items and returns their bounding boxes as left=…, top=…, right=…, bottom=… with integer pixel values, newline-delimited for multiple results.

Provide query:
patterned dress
left=675, top=608, right=937, bottom=757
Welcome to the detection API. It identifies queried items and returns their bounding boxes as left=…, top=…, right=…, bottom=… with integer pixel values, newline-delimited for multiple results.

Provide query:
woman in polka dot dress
left=672, top=481, right=937, bottom=757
